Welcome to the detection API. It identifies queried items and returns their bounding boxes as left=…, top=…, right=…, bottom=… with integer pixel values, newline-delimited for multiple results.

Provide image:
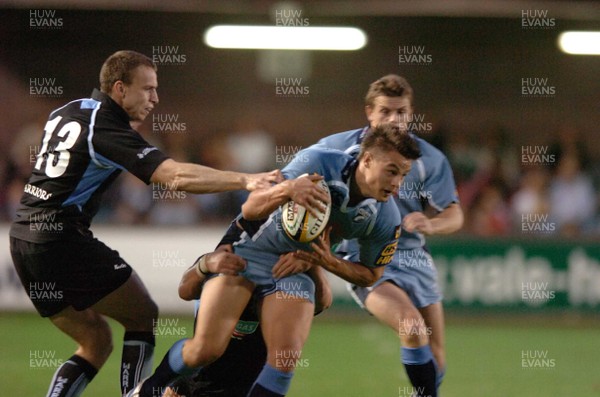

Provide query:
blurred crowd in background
left=2, top=118, right=599, bottom=239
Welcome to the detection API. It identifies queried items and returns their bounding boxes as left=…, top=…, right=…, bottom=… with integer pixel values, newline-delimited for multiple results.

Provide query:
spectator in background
left=226, top=117, right=275, bottom=173
left=548, top=124, right=591, bottom=172
left=510, top=166, right=551, bottom=233
left=466, top=183, right=511, bottom=236
left=549, top=150, right=596, bottom=237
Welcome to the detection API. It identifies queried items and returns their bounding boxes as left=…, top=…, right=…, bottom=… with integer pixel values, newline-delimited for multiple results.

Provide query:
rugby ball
left=281, top=175, right=331, bottom=243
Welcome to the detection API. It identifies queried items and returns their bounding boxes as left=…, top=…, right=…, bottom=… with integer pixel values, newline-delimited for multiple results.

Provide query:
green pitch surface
left=1, top=312, right=598, bottom=396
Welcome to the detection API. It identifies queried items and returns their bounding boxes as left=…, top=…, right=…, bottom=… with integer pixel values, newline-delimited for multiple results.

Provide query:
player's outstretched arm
left=242, top=174, right=330, bottom=220
left=403, top=202, right=464, bottom=236
left=151, top=159, right=282, bottom=194
left=178, top=245, right=247, bottom=300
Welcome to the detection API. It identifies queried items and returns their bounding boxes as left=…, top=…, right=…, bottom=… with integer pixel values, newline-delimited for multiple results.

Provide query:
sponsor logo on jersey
left=114, top=263, right=128, bottom=270
left=23, top=184, right=53, bottom=200
left=352, top=207, right=372, bottom=223
left=232, top=320, right=259, bottom=339
left=375, top=226, right=401, bottom=266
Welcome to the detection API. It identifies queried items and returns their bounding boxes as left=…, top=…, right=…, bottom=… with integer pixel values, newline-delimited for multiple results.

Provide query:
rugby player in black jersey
left=8, top=50, right=326, bottom=397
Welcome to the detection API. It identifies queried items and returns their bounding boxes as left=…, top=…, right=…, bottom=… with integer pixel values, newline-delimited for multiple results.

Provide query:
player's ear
left=362, top=150, right=373, bottom=167
left=112, top=80, right=125, bottom=97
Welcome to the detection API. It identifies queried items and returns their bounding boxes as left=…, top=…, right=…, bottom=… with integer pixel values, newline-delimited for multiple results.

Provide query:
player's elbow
left=178, top=272, right=201, bottom=301
left=354, top=267, right=383, bottom=288
left=150, top=159, right=186, bottom=191
left=355, top=274, right=379, bottom=288
left=177, top=284, right=195, bottom=301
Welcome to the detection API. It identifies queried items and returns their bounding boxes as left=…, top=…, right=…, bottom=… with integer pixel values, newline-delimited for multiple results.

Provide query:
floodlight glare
left=204, top=25, right=367, bottom=51
left=558, top=31, right=600, bottom=55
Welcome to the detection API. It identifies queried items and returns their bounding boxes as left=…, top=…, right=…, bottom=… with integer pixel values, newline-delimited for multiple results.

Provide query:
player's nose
left=150, top=89, right=159, bottom=104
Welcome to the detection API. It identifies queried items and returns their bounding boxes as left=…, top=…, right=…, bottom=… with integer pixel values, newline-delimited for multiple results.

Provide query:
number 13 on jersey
left=34, top=116, right=81, bottom=178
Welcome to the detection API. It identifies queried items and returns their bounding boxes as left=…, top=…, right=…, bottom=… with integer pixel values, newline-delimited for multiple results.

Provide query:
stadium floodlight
left=558, top=31, right=600, bottom=55
left=204, top=25, right=367, bottom=50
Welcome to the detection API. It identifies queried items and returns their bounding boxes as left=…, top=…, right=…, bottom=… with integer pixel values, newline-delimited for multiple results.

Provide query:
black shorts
left=9, top=235, right=133, bottom=317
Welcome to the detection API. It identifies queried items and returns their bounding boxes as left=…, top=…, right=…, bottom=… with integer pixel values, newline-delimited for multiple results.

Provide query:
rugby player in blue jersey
left=311, top=74, right=464, bottom=397
left=162, top=222, right=332, bottom=397
left=129, top=124, right=421, bottom=397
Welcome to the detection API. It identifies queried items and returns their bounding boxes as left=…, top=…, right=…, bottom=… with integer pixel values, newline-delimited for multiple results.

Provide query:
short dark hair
left=99, top=50, right=156, bottom=93
left=365, top=74, right=413, bottom=107
left=359, top=124, right=421, bottom=160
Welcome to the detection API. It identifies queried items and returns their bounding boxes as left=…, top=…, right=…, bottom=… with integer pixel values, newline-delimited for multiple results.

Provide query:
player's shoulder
left=300, top=145, right=349, bottom=158
left=410, top=133, right=452, bottom=172
left=315, top=127, right=364, bottom=149
left=299, top=146, right=352, bottom=167
left=411, top=134, right=447, bottom=160
left=49, top=95, right=98, bottom=118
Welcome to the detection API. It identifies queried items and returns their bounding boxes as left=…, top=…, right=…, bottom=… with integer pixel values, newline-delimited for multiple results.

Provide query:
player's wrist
left=194, top=254, right=210, bottom=276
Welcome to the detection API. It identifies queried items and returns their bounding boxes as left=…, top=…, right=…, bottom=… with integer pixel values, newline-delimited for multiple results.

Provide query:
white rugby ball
left=281, top=175, right=331, bottom=243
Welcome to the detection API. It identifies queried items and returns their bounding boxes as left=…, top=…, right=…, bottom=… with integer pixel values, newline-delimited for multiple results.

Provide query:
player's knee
left=123, top=298, right=159, bottom=331
left=143, top=299, right=159, bottom=325
left=398, top=312, right=429, bottom=346
left=268, top=343, right=305, bottom=372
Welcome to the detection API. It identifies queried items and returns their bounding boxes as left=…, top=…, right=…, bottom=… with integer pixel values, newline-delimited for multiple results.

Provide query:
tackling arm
left=151, top=159, right=282, bottom=194
left=178, top=245, right=247, bottom=300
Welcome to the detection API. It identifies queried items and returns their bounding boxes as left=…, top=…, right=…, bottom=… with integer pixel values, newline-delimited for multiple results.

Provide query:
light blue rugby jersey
left=233, top=147, right=401, bottom=268
left=314, top=127, right=459, bottom=249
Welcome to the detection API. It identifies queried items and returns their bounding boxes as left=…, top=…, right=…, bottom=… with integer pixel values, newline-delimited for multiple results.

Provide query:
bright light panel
left=204, top=25, right=367, bottom=51
left=558, top=31, right=600, bottom=55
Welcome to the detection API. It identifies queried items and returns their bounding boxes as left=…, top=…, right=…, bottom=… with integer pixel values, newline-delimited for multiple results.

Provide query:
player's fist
left=286, top=174, right=331, bottom=217
left=205, top=251, right=247, bottom=275
left=402, top=211, right=433, bottom=235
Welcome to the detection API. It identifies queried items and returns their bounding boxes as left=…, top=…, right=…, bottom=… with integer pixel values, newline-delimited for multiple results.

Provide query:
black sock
left=404, top=361, right=437, bottom=397
left=140, top=348, right=180, bottom=397
left=401, top=346, right=437, bottom=397
left=247, top=383, right=285, bottom=397
left=45, top=355, right=98, bottom=397
left=121, top=331, right=155, bottom=394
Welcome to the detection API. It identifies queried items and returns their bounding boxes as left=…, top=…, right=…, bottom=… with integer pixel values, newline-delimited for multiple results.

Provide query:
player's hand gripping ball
left=281, top=174, right=331, bottom=243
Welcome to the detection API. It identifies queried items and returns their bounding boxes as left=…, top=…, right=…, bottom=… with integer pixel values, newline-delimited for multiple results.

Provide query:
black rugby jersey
left=10, top=89, right=169, bottom=242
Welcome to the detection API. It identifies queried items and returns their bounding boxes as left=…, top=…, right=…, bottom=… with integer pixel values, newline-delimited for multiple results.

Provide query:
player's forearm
left=178, top=265, right=205, bottom=300
left=174, top=163, right=248, bottom=193
left=319, top=256, right=379, bottom=287
left=151, top=159, right=248, bottom=193
left=430, top=203, right=464, bottom=235
left=242, top=180, right=292, bottom=220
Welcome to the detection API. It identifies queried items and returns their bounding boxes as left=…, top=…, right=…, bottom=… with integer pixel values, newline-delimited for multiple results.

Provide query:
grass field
left=1, top=311, right=598, bottom=396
